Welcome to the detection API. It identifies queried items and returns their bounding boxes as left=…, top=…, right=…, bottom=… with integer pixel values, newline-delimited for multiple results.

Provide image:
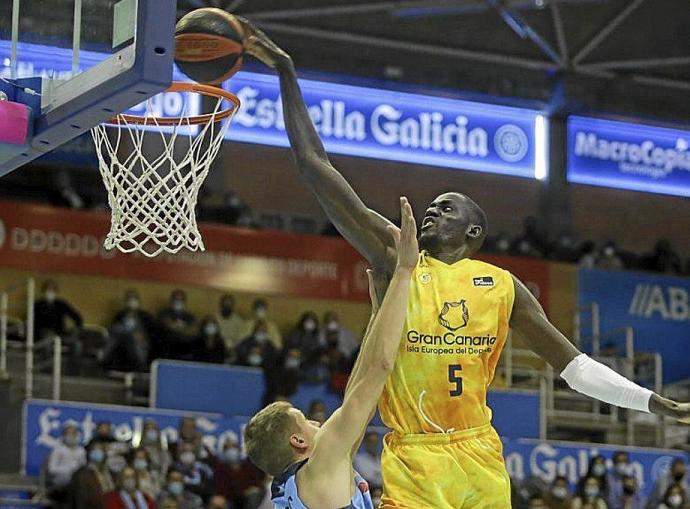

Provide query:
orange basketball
left=174, top=8, right=245, bottom=85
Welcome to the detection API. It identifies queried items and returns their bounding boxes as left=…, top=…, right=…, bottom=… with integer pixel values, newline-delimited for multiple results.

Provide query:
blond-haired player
left=244, top=197, right=418, bottom=509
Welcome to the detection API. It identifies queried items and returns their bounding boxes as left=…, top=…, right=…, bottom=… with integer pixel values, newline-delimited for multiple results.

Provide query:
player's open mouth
left=422, top=217, right=436, bottom=229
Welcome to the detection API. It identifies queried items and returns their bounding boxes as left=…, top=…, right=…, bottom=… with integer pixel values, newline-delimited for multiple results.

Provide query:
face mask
left=123, top=478, right=137, bottom=492
left=326, top=320, right=339, bottom=332
left=592, top=464, right=606, bottom=477
left=247, top=354, right=263, bottom=366
left=108, top=456, right=126, bottom=473
left=126, top=299, right=139, bottom=310
left=45, top=291, right=57, bottom=303
left=133, top=458, right=148, bottom=471
left=604, top=247, right=615, bottom=257
left=585, top=486, right=599, bottom=499
left=144, top=430, right=159, bottom=443
left=254, top=307, right=267, bottom=319
left=124, top=318, right=137, bottom=331
left=89, top=449, right=105, bottom=463
left=223, top=448, right=240, bottom=463
left=615, top=463, right=629, bottom=475
left=303, top=319, right=316, bottom=332
left=204, top=323, right=218, bottom=336
left=220, top=305, right=233, bottom=318
left=285, top=357, right=301, bottom=370
left=168, top=482, right=184, bottom=496
left=172, top=300, right=185, bottom=312
left=552, top=487, right=568, bottom=499
left=254, top=332, right=268, bottom=343
left=180, top=452, right=195, bottom=465
left=668, top=494, right=683, bottom=508
left=64, top=435, right=79, bottom=447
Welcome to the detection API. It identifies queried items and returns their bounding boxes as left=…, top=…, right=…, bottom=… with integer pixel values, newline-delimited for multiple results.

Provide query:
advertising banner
left=504, top=438, right=688, bottom=498
left=567, top=115, right=690, bottom=197
left=577, top=267, right=690, bottom=382
left=0, top=200, right=549, bottom=308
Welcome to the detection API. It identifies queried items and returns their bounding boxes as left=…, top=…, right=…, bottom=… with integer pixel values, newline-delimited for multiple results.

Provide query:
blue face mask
left=168, top=482, right=184, bottom=496
left=89, top=449, right=105, bottom=464
left=585, top=486, right=600, bottom=499
left=592, top=464, right=606, bottom=477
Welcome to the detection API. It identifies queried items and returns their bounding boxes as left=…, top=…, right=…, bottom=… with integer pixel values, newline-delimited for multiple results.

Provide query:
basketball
left=174, top=8, right=245, bottom=85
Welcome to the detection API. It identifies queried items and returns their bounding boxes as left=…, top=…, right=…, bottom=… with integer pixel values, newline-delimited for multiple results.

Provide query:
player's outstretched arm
left=239, top=19, right=395, bottom=267
left=510, top=276, right=690, bottom=423
left=312, top=197, right=417, bottom=468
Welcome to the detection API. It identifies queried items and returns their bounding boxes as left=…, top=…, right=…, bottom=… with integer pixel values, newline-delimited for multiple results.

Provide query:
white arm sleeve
left=560, top=353, right=653, bottom=413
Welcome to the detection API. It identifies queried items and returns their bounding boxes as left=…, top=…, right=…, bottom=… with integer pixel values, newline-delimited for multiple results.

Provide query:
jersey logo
left=438, top=300, right=469, bottom=331
left=473, top=276, right=494, bottom=287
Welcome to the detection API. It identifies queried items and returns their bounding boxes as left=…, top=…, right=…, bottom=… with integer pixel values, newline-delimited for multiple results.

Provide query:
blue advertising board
left=2, top=40, right=545, bottom=178
left=152, top=360, right=541, bottom=439
left=567, top=115, right=690, bottom=197
left=578, top=268, right=690, bottom=382
left=503, top=438, right=688, bottom=498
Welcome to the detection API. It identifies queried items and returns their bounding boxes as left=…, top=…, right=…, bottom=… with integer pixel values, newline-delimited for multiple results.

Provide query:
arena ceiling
left=187, top=0, right=690, bottom=123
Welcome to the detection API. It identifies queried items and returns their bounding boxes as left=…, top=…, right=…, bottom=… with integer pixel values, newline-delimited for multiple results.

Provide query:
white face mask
left=303, top=319, right=316, bottom=332
left=668, top=494, right=683, bottom=508
left=172, top=300, right=185, bottom=312
left=255, top=307, right=267, bottom=319
left=126, top=299, right=139, bottom=310
left=179, top=452, right=195, bottom=465
left=123, top=478, right=137, bottom=492
left=248, top=354, right=263, bottom=366
left=552, top=486, right=568, bottom=499
left=204, top=323, right=218, bottom=336
left=285, top=357, right=301, bottom=370
left=255, top=332, right=268, bottom=343
left=44, top=290, right=57, bottom=303
left=326, top=320, right=339, bottom=332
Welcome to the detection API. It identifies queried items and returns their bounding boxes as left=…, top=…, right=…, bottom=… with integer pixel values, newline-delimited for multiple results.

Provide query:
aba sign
left=22, top=400, right=245, bottom=476
left=224, top=72, right=541, bottom=178
left=504, top=438, right=688, bottom=498
left=567, top=115, right=690, bottom=197
left=578, top=268, right=690, bottom=382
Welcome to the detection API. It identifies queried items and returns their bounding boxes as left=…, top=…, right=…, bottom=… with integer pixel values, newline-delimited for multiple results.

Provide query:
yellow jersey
left=379, top=251, right=515, bottom=434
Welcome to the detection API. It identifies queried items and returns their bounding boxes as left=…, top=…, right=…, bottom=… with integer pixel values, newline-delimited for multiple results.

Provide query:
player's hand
left=387, top=197, right=419, bottom=271
left=235, top=16, right=291, bottom=68
left=649, top=394, right=690, bottom=423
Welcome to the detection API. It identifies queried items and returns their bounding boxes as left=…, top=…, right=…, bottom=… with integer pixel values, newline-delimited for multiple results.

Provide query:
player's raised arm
left=239, top=19, right=395, bottom=267
left=510, top=276, right=690, bottom=423
left=312, top=197, right=417, bottom=468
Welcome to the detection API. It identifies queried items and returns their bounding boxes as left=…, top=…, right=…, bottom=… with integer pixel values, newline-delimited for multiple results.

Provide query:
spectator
left=157, top=470, right=202, bottom=509
left=543, top=475, right=572, bottom=509
left=510, top=216, right=546, bottom=258
left=642, top=240, right=682, bottom=274
left=191, top=316, right=226, bottom=364
left=579, top=241, right=598, bottom=269
left=648, top=459, right=690, bottom=509
left=239, top=299, right=282, bottom=349
left=527, top=494, right=547, bottom=509
left=88, top=422, right=119, bottom=449
left=102, top=311, right=151, bottom=372
left=548, top=232, right=580, bottom=263
left=597, top=242, right=625, bottom=270
left=213, top=438, right=266, bottom=509
left=608, top=451, right=634, bottom=509
left=70, top=442, right=115, bottom=509
left=111, top=290, right=155, bottom=334
left=235, top=321, right=278, bottom=369
left=171, top=442, right=214, bottom=500
left=619, top=475, right=645, bottom=509
left=207, top=495, right=228, bottom=509
left=306, top=400, right=327, bottom=425
left=580, top=455, right=610, bottom=499
left=157, top=290, right=196, bottom=359
left=493, top=233, right=511, bottom=255
left=353, top=432, right=382, bottom=488
left=104, top=466, right=156, bottom=509
left=138, top=420, right=171, bottom=478
left=106, top=453, right=128, bottom=479
left=47, top=422, right=86, bottom=500
left=572, top=475, right=608, bottom=509
left=215, top=294, right=246, bottom=358
left=319, top=311, right=358, bottom=357
left=657, top=484, right=688, bottom=509
left=34, top=279, right=83, bottom=340
left=130, top=448, right=161, bottom=500
left=284, top=312, right=320, bottom=360
left=265, top=348, right=303, bottom=402
left=170, top=417, right=209, bottom=461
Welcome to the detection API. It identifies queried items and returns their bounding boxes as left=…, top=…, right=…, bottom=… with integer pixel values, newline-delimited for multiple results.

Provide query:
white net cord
left=91, top=95, right=233, bottom=257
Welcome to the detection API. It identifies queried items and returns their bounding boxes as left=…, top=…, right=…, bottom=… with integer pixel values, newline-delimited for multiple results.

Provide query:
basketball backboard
left=0, top=0, right=176, bottom=175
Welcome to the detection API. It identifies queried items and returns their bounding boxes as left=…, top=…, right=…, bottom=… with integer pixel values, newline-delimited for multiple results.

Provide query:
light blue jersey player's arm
left=303, top=197, right=417, bottom=507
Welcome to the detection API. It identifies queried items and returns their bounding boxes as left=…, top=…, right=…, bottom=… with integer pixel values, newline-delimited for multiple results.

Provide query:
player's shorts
left=379, top=423, right=511, bottom=509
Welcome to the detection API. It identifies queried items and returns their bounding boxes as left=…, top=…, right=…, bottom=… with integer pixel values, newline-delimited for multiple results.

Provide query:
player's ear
left=289, top=433, right=309, bottom=452
left=466, top=224, right=483, bottom=239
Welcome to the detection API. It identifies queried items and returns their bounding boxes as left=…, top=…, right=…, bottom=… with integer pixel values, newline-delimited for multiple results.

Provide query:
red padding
left=0, top=101, right=31, bottom=145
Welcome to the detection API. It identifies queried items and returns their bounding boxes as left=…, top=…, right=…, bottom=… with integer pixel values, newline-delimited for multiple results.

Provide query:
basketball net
left=91, top=82, right=240, bottom=257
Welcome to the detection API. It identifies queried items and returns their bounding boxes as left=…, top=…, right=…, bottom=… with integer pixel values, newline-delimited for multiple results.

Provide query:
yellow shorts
left=380, top=424, right=511, bottom=509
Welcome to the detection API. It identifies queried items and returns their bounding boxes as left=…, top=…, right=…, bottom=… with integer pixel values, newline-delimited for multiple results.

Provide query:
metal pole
left=592, top=303, right=600, bottom=355
left=0, top=292, right=7, bottom=379
left=25, top=278, right=35, bottom=399
left=72, top=0, right=83, bottom=77
left=625, top=326, right=634, bottom=379
left=11, top=0, right=20, bottom=79
left=539, top=376, right=547, bottom=440
left=655, top=353, right=664, bottom=447
left=573, top=308, right=581, bottom=349
left=52, top=336, right=61, bottom=401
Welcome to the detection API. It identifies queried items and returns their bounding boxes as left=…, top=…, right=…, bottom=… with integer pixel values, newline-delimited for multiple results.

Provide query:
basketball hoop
left=91, top=82, right=240, bottom=257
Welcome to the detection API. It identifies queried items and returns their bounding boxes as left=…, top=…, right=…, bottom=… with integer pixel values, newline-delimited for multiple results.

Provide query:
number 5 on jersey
left=448, top=364, right=463, bottom=397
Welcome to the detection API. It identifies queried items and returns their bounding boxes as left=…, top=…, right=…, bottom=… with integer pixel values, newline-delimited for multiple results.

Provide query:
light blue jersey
left=271, top=460, right=374, bottom=509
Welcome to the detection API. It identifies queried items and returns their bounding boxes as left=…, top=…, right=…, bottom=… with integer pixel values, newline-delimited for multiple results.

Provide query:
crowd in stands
left=479, top=217, right=688, bottom=276
left=512, top=453, right=690, bottom=509
left=46, top=417, right=269, bottom=509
